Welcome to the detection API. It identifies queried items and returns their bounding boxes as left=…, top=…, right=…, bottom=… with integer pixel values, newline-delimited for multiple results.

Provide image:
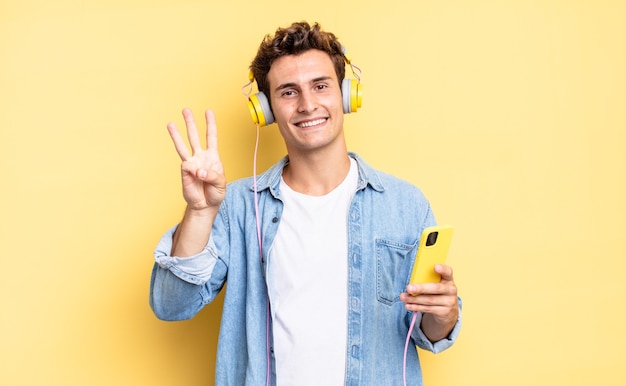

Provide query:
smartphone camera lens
left=426, top=231, right=438, bottom=246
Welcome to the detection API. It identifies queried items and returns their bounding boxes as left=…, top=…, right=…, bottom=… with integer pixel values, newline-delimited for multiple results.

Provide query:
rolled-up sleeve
left=154, top=225, right=218, bottom=286
left=412, top=297, right=463, bottom=354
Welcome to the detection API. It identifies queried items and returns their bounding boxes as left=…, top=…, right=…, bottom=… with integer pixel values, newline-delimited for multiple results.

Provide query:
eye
left=315, top=83, right=328, bottom=90
left=281, top=89, right=297, bottom=97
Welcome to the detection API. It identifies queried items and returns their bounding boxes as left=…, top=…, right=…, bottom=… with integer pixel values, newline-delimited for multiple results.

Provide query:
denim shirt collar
left=249, top=151, right=385, bottom=197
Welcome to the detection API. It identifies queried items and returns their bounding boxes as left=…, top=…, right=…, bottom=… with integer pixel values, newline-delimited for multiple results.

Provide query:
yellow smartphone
left=409, top=225, right=454, bottom=284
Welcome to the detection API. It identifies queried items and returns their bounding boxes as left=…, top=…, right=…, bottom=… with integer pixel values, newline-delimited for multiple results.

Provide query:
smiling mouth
left=296, top=118, right=327, bottom=128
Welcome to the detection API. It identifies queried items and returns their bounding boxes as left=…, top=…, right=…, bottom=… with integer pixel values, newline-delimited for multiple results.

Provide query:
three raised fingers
left=167, top=109, right=218, bottom=161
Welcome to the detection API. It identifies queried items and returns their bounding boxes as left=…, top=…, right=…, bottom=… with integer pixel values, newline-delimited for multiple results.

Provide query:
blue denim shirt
left=150, top=152, right=462, bottom=386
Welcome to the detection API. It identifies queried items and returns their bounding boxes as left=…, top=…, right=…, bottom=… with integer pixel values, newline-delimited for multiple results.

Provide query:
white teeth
left=298, top=118, right=326, bottom=128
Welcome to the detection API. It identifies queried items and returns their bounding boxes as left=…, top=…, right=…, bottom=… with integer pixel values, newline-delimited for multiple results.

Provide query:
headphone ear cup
left=247, top=92, right=275, bottom=126
left=341, top=79, right=363, bottom=114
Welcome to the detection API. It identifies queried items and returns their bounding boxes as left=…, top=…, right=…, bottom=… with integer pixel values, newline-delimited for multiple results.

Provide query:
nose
left=297, top=89, right=317, bottom=113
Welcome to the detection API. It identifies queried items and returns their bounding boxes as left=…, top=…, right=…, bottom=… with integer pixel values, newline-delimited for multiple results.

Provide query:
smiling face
left=267, top=49, right=346, bottom=157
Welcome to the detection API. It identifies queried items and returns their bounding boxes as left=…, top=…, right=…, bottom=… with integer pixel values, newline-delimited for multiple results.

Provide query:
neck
left=282, top=149, right=351, bottom=196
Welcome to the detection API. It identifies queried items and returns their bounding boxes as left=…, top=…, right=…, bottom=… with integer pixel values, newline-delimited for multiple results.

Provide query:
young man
left=150, top=21, right=461, bottom=386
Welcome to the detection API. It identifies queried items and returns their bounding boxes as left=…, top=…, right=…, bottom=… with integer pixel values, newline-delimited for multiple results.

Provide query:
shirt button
left=272, top=217, right=279, bottom=223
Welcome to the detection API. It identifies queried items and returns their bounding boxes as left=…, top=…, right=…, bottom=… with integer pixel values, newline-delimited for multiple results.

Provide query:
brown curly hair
left=249, top=21, right=347, bottom=98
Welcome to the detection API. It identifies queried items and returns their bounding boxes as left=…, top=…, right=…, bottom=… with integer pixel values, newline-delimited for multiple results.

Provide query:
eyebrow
left=274, top=76, right=334, bottom=92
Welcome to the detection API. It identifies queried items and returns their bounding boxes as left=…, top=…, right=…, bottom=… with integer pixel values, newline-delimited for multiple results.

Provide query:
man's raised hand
left=167, top=109, right=226, bottom=211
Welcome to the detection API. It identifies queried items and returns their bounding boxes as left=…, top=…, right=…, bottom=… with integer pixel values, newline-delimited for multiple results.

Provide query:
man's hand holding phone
left=400, top=226, right=459, bottom=342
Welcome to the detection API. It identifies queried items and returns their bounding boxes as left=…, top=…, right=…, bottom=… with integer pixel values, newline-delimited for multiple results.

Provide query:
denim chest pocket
left=376, top=239, right=417, bottom=305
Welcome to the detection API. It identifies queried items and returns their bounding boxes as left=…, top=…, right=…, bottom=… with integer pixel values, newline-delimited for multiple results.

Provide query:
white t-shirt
left=268, top=158, right=358, bottom=386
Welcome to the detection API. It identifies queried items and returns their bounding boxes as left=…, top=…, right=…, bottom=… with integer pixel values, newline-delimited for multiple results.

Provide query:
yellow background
left=1, top=0, right=625, bottom=385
